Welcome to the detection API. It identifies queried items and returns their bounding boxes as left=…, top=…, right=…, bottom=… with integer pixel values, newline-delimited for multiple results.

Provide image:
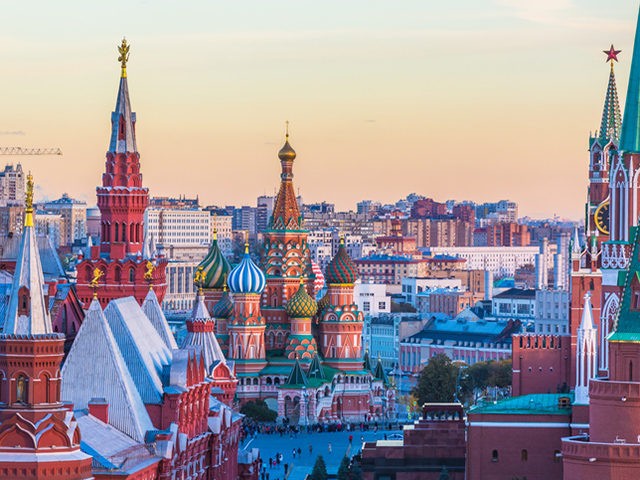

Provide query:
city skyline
left=0, top=0, right=636, bottom=219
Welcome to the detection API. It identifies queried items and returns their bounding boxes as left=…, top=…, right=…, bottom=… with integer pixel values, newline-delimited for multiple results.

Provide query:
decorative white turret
left=575, top=292, right=598, bottom=405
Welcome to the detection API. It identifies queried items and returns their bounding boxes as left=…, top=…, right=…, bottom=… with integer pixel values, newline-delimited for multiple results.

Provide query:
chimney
left=88, top=397, right=109, bottom=424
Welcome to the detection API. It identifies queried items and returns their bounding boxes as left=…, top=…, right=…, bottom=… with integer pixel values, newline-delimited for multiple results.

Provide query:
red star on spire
left=604, top=44, right=622, bottom=63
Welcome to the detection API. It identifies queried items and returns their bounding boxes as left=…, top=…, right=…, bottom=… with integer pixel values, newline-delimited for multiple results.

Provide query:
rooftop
left=469, top=393, right=574, bottom=416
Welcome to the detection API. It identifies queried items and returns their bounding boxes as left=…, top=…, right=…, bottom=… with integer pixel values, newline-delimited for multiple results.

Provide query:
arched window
left=630, top=361, right=634, bottom=382
left=130, top=224, right=135, bottom=243
left=492, top=450, right=499, bottom=462
left=114, top=266, right=122, bottom=283
left=115, top=223, right=119, bottom=242
left=16, top=375, right=27, bottom=403
left=18, top=286, right=30, bottom=316
left=521, top=449, right=528, bottom=461
left=129, top=268, right=135, bottom=283
left=121, top=223, right=126, bottom=242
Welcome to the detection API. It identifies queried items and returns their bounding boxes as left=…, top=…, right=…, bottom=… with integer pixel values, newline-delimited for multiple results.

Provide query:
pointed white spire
left=3, top=173, right=52, bottom=335
left=575, top=292, right=598, bottom=405
left=572, top=227, right=582, bottom=255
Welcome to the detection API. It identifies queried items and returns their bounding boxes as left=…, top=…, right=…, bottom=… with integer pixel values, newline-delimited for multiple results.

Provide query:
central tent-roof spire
left=109, top=38, right=137, bottom=155
left=599, top=45, right=622, bottom=144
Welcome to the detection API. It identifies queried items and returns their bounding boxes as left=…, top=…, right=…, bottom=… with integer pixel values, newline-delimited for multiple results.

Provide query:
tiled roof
left=142, top=288, right=178, bottom=350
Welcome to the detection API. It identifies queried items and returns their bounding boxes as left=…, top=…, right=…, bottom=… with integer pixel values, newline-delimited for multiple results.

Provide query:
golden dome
left=278, top=137, right=297, bottom=161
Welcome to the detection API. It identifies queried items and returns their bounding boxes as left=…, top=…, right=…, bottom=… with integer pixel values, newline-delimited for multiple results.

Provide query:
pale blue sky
left=0, top=1, right=637, bottom=218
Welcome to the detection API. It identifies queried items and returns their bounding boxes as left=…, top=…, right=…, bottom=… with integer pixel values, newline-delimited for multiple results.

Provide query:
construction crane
left=0, top=147, right=62, bottom=156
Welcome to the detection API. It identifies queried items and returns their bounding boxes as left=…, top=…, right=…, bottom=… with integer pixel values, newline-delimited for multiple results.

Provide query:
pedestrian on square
left=268, top=457, right=273, bottom=468
left=348, top=434, right=353, bottom=444
left=284, top=464, right=289, bottom=476
left=292, top=449, right=296, bottom=459
left=297, top=447, right=301, bottom=456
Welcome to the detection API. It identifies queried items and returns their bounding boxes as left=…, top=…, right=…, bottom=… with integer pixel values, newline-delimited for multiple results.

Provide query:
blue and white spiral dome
left=227, top=245, right=266, bottom=294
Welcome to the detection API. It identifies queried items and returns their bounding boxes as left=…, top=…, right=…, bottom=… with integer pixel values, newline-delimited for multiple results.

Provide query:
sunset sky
left=0, top=1, right=637, bottom=219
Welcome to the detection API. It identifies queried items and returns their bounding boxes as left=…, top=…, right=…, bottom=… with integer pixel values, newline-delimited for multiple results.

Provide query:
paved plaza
left=242, top=427, right=404, bottom=480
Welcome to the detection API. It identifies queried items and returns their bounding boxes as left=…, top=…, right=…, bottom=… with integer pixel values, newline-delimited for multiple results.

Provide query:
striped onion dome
left=227, top=244, right=266, bottom=294
left=286, top=281, right=318, bottom=318
left=311, top=261, right=325, bottom=295
left=325, top=238, right=358, bottom=285
left=196, top=235, right=231, bottom=289
left=212, top=288, right=233, bottom=318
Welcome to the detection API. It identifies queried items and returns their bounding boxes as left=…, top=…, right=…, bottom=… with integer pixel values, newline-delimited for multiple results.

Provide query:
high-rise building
left=41, top=193, right=87, bottom=247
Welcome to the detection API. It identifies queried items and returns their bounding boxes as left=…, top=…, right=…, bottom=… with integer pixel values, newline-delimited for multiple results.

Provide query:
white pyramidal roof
left=142, top=288, right=178, bottom=350
left=579, top=293, right=596, bottom=331
left=104, top=297, right=172, bottom=404
left=61, top=299, right=153, bottom=442
left=182, top=293, right=227, bottom=373
left=3, top=217, right=52, bottom=335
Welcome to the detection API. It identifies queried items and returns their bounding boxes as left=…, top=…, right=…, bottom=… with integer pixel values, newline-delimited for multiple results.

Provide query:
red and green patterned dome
left=325, top=238, right=358, bottom=285
left=286, top=281, right=318, bottom=318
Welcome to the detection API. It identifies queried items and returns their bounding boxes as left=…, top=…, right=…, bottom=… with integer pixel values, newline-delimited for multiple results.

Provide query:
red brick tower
left=569, top=45, right=623, bottom=384
left=76, top=38, right=167, bottom=307
left=0, top=174, right=92, bottom=480
left=261, top=128, right=313, bottom=353
left=563, top=13, right=640, bottom=477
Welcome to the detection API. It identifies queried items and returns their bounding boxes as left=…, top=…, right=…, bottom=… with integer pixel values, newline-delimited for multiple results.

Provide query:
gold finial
left=194, top=266, right=206, bottom=293
left=213, top=227, right=217, bottom=241
left=223, top=273, right=228, bottom=292
left=144, top=260, right=155, bottom=290
left=90, top=268, right=104, bottom=299
left=285, top=120, right=290, bottom=140
left=339, top=236, right=345, bottom=246
left=299, top=276, right=305, bottom=285
left=24, top=172, right=34, bottom=228
left=118, top=38, right=130, bottom=78
left=244, top=242, right=250, bottom=254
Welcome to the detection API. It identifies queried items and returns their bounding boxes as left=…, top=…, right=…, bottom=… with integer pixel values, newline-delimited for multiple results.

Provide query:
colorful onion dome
left=317, top=291, right=330, bottom=313
left=228, top=244, right=266, bottom=294
left=278, top=134, right=297, bottom=161
left=325, top=238, right=358, bottom=285
left=212, top=288, right=233, bottom=318
left=196, top=233, right=231, bottom=289
left=311, top=261, right=325, bottom=295
left=286, top=280, right=318, bottom=318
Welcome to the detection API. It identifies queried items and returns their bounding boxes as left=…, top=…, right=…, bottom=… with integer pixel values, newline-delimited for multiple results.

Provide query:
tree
left=337, top=456, right=350, bottom=480
left=412, top=354, right=457, bottom=405
left=239, top=399, right=277, bottom=422
left=311, top=455, right=328, bottom=480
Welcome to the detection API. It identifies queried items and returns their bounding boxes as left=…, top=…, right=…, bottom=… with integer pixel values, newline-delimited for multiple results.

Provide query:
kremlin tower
left=562, top=7, right=640, bottom=477
left=569, top=44, right=623, bottom=385
left=0, top=175, right=92, bottom=479
left=76, top=39, right=167, bottom=307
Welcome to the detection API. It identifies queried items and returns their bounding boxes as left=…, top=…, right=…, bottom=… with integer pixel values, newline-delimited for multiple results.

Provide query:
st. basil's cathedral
left=193, top=105, right=394, bottom=423
left=0, top=33, right=394, bottom=480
